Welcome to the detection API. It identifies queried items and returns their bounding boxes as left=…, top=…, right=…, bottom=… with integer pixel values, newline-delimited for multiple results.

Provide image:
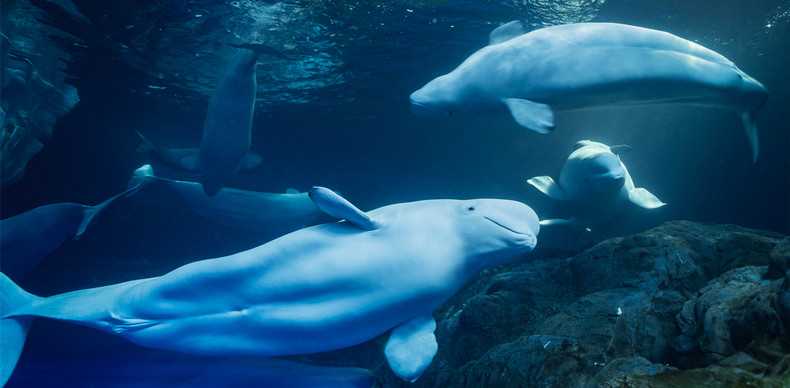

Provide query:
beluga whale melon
left=410, top=21, right=769, bottom=162
left=0, top=187, right=540, bottom=384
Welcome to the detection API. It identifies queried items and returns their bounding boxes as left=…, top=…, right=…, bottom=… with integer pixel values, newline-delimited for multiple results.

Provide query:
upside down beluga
left=0, top=187, right=539, bottom=385
left=409, top=22, right=769, bottom=162
left=198, top=43, right=291, bottom=196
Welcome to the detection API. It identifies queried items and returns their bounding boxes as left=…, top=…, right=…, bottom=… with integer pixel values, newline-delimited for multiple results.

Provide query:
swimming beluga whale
left=0, top=187, right=539, bottom=384
left=410, top=22, right=769, bottom=162
left=128, top=164, right=330, bottom=236
left=527, top=140, right=665, bottom=229
left=199, top=43, right=291, bottom=196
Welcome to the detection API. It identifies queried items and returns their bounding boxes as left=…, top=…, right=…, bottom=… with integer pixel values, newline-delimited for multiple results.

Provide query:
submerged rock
left=359, top=220, right=789, bottom=387
left=0, top=33, right=79, bottom=188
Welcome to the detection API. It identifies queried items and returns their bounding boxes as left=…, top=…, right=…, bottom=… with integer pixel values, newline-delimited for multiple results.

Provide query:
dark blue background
left=1, top=0, right=788, bottom=386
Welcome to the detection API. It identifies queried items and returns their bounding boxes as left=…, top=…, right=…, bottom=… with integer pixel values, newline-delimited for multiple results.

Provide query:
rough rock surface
left=0, top=32, right=80, bottom=188
left=350, top=221, right=789, bottom=387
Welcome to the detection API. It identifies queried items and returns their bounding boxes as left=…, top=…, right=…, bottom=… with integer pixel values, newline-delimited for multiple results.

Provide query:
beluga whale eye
left=467, top=206, right=476, bottom=212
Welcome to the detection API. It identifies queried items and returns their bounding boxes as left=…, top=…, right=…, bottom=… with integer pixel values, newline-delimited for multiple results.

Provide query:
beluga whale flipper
left=199, top=43, right=291, bottom=196
left=0, top=188, right=540, bottom=384
left=527, top=140, right=665, bottom=229
left=410, top=21, right=769, bottom=162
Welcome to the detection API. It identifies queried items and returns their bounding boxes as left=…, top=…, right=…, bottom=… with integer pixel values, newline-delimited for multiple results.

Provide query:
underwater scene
left=1, top=0, right=789, bottom=387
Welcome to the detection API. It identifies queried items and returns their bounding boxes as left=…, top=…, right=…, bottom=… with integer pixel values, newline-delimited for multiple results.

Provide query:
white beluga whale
left=410, top=21, right=769, bottom=162
left=0, top=175, right=148, bottom=280
left=527, top=140, right=665, bottom=229
left=199, top=43, right=291, bottom=196
left=0, top=187, right=539, bottom=384
left=129, top=164, right=330, bottom=236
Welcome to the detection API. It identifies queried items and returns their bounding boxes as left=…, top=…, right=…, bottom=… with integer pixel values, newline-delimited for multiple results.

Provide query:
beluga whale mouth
left=409, top=100, right=448, bottom=118
left=484, top=216, right=532, bottom=237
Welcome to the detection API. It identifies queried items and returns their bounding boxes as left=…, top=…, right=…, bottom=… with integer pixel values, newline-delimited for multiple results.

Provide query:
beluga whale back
left=0, top=188, right=540, bottom=384
left=410, top=21, right=769, bottom=162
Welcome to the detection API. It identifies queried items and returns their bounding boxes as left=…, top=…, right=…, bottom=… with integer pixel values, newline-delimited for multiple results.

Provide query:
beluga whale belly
left=410, top=21, right=769, bottom=162
left=0, top=187, right=540, bottom=384
left=527, top=140, right=665, bottom=229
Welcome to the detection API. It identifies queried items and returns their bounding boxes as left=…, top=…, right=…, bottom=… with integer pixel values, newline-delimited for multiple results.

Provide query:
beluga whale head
left=558, top=141, right=629, bottom=198
left=576, top=151, right=627, bottom=195
left=409, top=74, right=466, bottom=118
left=452, top=198, right=540, bottom=270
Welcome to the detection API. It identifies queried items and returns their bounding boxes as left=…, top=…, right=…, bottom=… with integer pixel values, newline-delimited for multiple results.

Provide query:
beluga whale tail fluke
left=199, top=43, right=291, bottom=197
left=0, top=172, right=149, bottom=280
left=410, top=22, right=769, bottom=162
left=0, top=273, right=37, bottom=387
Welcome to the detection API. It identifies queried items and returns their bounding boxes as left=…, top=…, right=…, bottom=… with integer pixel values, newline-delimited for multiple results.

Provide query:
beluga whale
left=527, top=140, right=665, bottom=229
left=410, top=21, right=769, bottom=162
left=128, top=164, right=330, bottom=236
left=199, top=43, right=291, bottom=196
left=0, top=187, right=540, bottom=384
left=0, top=173, right=148, bottom=280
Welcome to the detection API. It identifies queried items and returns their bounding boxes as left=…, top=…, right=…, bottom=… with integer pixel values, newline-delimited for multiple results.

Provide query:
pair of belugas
left=0, top=21, right=769, bottom=385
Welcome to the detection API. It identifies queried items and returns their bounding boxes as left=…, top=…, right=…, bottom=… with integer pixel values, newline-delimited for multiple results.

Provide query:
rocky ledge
left=362, top=220, right=789, bottom=387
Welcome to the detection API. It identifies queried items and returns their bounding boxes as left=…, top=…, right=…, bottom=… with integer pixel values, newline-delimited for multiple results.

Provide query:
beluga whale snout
left=411, top=21, right=769, bottom=162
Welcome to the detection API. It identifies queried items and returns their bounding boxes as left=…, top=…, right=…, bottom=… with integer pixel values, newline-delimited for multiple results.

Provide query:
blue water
left=1, top=0, right=789, bottom=386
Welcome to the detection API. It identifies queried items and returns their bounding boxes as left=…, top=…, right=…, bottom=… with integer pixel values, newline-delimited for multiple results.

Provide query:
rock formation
left=357, top=221, right=788, bottom=387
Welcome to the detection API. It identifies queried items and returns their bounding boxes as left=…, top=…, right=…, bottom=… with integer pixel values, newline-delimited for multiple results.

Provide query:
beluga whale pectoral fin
left=539, top=218, right=590, bottom=232
left=308, top=187, right=379, bottom=230
left=502, top=98, right=555, bottom=133
left=489, top=20, right=527, bottom=45
left=527, top=176, right=567, bottom=201
left=384, top=313, right=438, bottom=383
left=539, top=218, right=572, bottom=226
left=741, top=113, right=759, bottom=163
left=628, top=187, right=666, bottom=209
